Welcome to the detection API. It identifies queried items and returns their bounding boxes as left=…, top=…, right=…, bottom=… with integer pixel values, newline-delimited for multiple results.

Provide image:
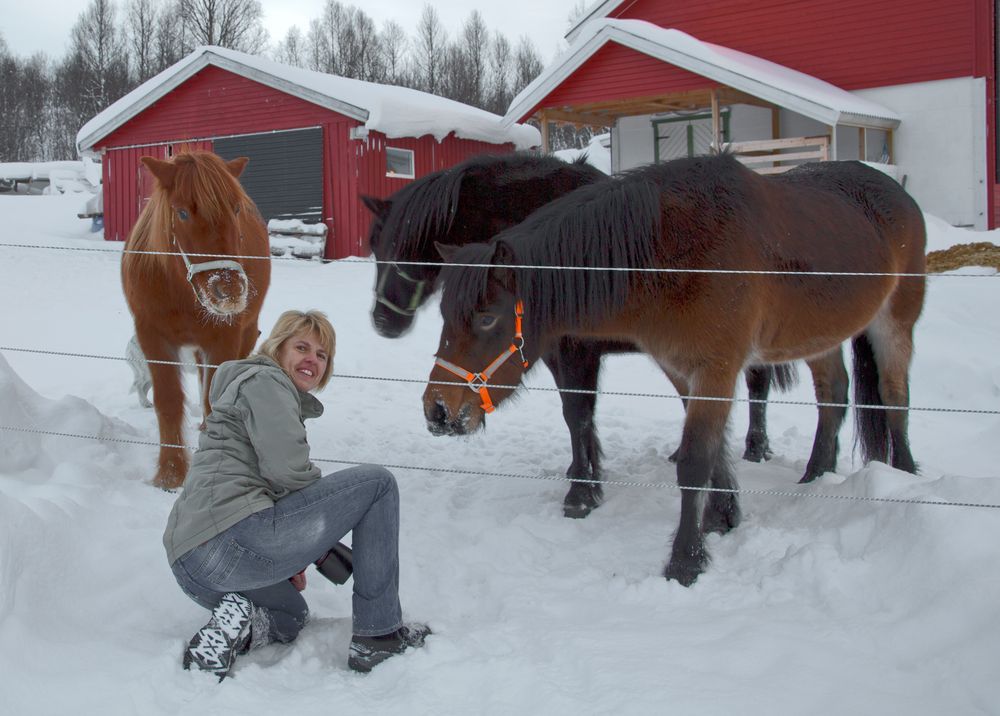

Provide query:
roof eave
left=506, top=26, right=901, bottom=131
left=77, top=49, right=371, bottom=154
left=565, top=1, right=625, bottom=43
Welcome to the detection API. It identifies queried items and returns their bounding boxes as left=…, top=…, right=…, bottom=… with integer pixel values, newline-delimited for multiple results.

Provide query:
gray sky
left=0, top=0, right=581, bottom=64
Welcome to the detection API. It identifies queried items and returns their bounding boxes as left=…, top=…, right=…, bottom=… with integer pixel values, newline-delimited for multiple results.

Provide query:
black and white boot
left=183, top=592, right=253, bottom=681
left=348, top=623, right=431, bottom=673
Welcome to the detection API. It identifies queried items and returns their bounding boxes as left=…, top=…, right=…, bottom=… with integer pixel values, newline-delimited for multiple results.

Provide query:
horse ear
left=492, top=241, right=516, bottom=291
left=226, top=156, right=250, bottom=177
left=140, top=156, right=177, bottom=191
left=361, top=195, right=391, bottom=218
left=435, top=241, right=460, bottom=263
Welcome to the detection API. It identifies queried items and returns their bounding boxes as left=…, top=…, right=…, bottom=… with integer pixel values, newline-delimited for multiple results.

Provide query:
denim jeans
left=171, top=464, right=403, bottom=643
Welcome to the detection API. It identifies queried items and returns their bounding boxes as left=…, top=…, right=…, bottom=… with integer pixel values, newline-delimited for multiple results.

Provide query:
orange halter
left=434, top=300, right=529, bottom=413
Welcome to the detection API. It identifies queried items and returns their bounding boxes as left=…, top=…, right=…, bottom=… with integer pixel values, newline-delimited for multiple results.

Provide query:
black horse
left=425, top=156, right=925, bottom=585
left=363, top=152, right=795, bottom=518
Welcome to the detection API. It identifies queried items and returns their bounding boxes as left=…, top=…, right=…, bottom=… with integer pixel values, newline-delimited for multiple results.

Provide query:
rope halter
left=171, top=214, right=247, bottom=299
left=434, top=300, right=529, bottom=414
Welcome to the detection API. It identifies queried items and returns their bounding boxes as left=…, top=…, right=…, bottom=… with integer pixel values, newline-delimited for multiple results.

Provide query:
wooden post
left=858, top=127, right=865, bottom=161
left=539, top=109, right=550, bottom=154
left=710, top=89, right=721, bottom=151
left=886, top=128, right=894, bottom=164
left=771, top=107, right=780, bottom=139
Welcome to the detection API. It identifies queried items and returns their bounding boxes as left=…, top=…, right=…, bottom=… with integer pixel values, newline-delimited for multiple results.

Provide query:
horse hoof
left=667, top=448, right=679, bottom=463
left=742, top=443, right=772, bottom=463
left=563, top=501, right=595, bottom=519
left=703, top=500, right=741, bottom=535
left=663, top=560, right=702, bottom=587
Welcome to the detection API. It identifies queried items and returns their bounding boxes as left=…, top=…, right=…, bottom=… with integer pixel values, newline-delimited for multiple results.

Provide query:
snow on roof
left=76, top=46, right=540, bottom=156
left=565, top=0, right=625, bottom=42
left=506, top=19, right=901, bottom=130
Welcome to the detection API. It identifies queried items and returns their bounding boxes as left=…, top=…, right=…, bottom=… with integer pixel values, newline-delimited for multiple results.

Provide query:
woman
left=164, top=309, right=429, bottom=680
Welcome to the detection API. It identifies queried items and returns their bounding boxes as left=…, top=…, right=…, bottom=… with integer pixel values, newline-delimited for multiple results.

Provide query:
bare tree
left=444, top=10, right=489, bottom=106
left=412, top=4, right=446, bottom=94
left=513, top=35, right=543, bottom=91
left=124, top=0, right=159, bottom=81
left=178, top=0, right=268, bottom=53
left=274, top=25, right=306, bottom=67
left=485, top=32, right=513, bottom=114
left=378, top=20, right=408, bottom=86
left=59, top=0, right=130, bottom=128
left=153, top=1, right=186, bottom=71
left=0, top=45, right=51, bottom=161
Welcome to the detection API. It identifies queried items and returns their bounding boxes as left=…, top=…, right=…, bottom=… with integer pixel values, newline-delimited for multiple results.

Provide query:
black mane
left=440, top=154, right=754, bottom=336
left=379, top=152, right=604, bottom=260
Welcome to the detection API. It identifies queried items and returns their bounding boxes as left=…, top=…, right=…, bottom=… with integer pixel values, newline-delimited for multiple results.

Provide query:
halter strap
left=434, top=301, right=528, bottom=413
left=375, top=262, right=428, bottom=316
left=170, top=212, right=248, bottom=301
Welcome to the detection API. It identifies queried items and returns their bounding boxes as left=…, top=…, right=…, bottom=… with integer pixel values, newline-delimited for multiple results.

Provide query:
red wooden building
left=77, top=46, right=540, bottom=258
left=507, top=0, right=997, bottom=229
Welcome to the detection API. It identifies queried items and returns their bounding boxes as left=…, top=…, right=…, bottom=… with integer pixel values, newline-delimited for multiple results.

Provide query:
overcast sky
left=1, top=0, right=582, bottom=65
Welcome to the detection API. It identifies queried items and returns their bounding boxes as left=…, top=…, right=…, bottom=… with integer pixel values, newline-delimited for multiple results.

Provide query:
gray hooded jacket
left=163, top=354, right=324, bottom=564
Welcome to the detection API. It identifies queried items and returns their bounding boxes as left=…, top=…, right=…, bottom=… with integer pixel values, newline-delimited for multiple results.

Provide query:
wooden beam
left=542, top=108, right=613, bottom=128
left=539, top=108, right=550, bottom=154
left=710, top=89, right=721, bottom=150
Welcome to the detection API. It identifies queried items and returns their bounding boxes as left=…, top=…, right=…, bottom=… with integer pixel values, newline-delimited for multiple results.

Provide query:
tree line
left=0, top=0, right=596, bottom=163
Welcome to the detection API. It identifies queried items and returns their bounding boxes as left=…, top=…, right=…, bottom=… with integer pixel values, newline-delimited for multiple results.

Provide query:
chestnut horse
left=122, top=151, right=271, bottom=489
left=424, top=155, right=925, bottom=585
left=364, top=152, right=796, bottom=519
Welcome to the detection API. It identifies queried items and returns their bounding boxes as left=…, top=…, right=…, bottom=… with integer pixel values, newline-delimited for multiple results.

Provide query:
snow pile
left=0, top=190, right=998, bottom=714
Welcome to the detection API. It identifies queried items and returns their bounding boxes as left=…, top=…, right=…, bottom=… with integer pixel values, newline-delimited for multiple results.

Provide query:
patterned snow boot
left=182, top=592, right=253, bottom=681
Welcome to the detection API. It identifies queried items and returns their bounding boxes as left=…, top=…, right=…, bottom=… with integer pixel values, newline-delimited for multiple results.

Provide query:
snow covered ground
left=0, top=190, right=998, bottom=715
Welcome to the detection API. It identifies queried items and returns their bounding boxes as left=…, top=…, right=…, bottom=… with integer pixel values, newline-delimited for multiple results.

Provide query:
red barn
left=77, top=46, right=540, bottom=258
left=507, top=0, right=996, bottom=229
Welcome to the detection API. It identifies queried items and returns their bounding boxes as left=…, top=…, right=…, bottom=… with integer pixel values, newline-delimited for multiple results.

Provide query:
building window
left=386, top=147, right=415, bottom=178
left=652, top=111, right=730, bottom=163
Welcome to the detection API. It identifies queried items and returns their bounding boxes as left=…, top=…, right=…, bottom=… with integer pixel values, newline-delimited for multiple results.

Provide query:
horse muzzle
left=194, top=266, right=249, bottom=316
left=423, top=394, right=484, bottom=436
left=372, top=304, right=415, bottom=339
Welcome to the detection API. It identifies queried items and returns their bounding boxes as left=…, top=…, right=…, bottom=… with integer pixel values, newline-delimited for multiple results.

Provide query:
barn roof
left=506, top=19, right=901, bottom=130
left=77, top=46, right=540, bottom=155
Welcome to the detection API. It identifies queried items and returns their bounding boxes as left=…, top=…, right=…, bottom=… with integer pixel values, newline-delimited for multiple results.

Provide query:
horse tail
left=851, top=332, right=890, bottom=464
left=769, top=363, right=798, bottom=392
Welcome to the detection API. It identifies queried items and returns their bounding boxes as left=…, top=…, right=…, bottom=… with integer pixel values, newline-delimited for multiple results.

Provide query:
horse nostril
left=431, top=400, right=448, bottom=425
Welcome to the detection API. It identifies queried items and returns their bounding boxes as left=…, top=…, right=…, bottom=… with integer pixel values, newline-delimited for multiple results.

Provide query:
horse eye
left=475, top=313, right=498, bottom=331
left=176, top=208, right=190, bottom=221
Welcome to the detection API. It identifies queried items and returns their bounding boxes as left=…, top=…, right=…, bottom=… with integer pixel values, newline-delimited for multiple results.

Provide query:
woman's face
left=277, top=330, right=329, bottom=393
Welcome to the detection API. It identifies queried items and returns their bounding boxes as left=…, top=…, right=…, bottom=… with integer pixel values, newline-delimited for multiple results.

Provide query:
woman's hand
left=289, top=570, right=307, bottom=591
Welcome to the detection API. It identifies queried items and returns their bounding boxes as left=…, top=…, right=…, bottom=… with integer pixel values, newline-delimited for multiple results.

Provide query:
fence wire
left=2, top=423, right=997, bottom=510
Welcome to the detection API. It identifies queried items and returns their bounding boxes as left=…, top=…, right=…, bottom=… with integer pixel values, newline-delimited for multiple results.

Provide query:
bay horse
left=122, top=151, right=271, bottom=489
left=364, top=152, right=796, bottom=518
left=423, top=155, right=925, bottom=585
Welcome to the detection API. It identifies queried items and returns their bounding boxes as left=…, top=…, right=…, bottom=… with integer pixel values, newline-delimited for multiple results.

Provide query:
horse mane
left=440, top=161, right=670, bottom=336
left=125, top=152, right=259, bottom=276
left=382, top=152, right=603, bottom=259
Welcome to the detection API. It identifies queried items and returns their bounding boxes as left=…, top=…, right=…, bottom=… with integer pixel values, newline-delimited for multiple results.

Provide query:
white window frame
left=386, top=146, right=415, bottom=179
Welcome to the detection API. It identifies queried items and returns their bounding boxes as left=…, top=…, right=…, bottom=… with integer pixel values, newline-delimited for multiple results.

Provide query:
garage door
left=214, top=127, right=323, bottom=224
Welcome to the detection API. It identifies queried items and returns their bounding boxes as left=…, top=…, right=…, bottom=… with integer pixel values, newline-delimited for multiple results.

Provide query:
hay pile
left=926, top=242, right=1000, bottom=272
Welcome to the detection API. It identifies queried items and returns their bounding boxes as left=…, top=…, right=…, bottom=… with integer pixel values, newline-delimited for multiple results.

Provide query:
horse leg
left=139, top=333, right=187, bottom=490
left=862, top=320, right=918, bottom=473
left=665, top=370, right=690, bottom=463
left=542, top=338, right=604, bottom=519
left=800, top=347, right=849, bottom=482
left=664, top=371, right=737, bottom=586
left=742, top=366, right=772, bottom=462
left=194, top=349, right=212, bottom=430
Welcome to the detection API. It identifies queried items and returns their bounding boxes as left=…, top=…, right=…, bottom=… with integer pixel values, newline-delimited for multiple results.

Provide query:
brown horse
left=424, top=155, right=925, bottom=586
left=122, top=151, right=271, bottom=489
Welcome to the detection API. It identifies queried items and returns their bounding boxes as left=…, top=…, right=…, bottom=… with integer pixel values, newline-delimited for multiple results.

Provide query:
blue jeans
left=171, top=464, right=403, bottom=643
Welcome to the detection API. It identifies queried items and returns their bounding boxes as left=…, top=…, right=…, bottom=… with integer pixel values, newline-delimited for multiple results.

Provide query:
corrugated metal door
left=214, top=127, right=324, bottom=224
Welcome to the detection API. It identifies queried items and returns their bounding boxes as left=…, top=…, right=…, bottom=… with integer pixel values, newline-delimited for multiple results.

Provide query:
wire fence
left=1, top=237, right=998, bottom=512
left=0, top=241, right=996, bottom=279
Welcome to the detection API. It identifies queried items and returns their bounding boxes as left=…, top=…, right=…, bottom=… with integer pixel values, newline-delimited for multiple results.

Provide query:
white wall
left=857, top=77, right=987, bottom=229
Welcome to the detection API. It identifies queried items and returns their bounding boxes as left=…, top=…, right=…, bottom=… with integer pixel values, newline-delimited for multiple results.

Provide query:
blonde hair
left=258, top=310, right=337, bottom=390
